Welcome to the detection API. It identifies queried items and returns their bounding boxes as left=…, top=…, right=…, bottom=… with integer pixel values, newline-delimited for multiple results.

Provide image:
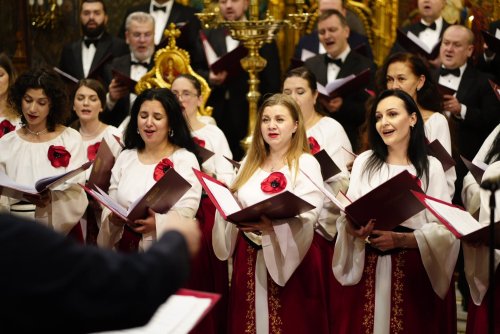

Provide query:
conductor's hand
left=162, top=215, right=201, bottom=257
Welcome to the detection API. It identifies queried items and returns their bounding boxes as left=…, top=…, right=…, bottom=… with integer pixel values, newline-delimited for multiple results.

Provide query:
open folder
left=301, top=169, right=425, bottom=231
left=112, top=69, right=138, bottom=92
left=317, top=68, right=370, bottom=100
left=93, top=289, right=220, bottom=334
left=396, top=28, right=441, bottom=59
left=0, top=160, right=93, bottom=201
left=313, top=149, right=341, bottom=180
left=199, top=31, right=247, bottom=76
left=193, top=168, right=315, bottom=223
left=82, top=168, right=191, bottom=223
left=411, top=191, right=500, bottom=245
left=87, top=139, right=116, bottom=192
left=460, top=155, right=487, bottom=184
left=426, top=139, right=455, bottom=172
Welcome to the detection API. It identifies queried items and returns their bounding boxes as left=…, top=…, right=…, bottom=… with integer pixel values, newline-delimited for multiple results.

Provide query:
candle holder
left=28, top=0, right=63, bottom=30
left=197, top=0, right=309, bottom=149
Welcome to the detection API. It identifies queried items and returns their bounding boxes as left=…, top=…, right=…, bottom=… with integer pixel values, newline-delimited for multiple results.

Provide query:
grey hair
left=125, top=11, right=155, bottom=31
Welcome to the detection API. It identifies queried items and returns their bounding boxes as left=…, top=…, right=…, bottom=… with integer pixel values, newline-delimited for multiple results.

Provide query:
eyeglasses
left=172, top=91, right=198, bottom=100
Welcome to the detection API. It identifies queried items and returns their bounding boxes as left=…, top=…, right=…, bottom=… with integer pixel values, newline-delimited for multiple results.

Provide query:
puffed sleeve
left=204, top=125, right=235, bottom=186
left=261, top=154, right=324, bottom=286
left=38, top=128, right=88, bottom=235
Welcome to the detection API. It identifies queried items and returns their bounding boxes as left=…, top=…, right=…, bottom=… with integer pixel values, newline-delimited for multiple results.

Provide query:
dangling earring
left=168, top=129, right=174, bottom=137
left=136, top=128, right=140, bottom=134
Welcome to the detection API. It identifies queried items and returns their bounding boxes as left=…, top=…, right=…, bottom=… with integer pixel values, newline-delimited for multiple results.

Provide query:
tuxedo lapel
left=456, top=65, right=474, bottom=102
left=73, top=42, right=85, bottom=79
left=337, top=52, right=357, bottom=79
left=90, top=34, right=112, bottom=73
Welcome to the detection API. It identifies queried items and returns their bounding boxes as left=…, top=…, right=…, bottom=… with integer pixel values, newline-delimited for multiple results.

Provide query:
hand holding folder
left=0, top=161, right=93, bottom=201
left=302, top=169, right=425, bottom=231
left=111, top=69, right=138, bottom=92
left=317, top=68, right=370, bottom=100
left=193, top=168, right=315, bottom=223
left=82, top=168, right=191, bottom=223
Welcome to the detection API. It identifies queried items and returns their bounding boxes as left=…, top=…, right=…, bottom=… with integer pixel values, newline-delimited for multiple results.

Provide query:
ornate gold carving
left=136, top=23, right=212, bottom=116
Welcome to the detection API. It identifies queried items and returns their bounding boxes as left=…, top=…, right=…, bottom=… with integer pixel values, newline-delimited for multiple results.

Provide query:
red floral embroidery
left=87, top=142, right=101, bottom=161
left=308, top=136, right=321, bottom=155
left=153, top=158, right=174, bottom=181
left=48, top=145, right=71, bottom=168
left=261, top=172, right=287, bottom=194
left=0, top=119, right=15, bottom=138
left=193, top=136, right=205, bottom=147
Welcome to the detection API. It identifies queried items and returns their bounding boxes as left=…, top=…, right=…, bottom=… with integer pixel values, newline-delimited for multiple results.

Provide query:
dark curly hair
left=364, top=89, right=429, bottom=184
left=123, top=88, right=201, bottom=164
left=9, top=67, right=69, bottom=132
left=376, top=52, right=443, bottom=113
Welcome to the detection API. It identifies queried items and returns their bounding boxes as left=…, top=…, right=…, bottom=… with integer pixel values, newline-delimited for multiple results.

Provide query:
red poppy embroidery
left=0, top=119, right=15, bottom=138
left=261, top=172, right=287, bottom=194
left=308, top=136, right=321, bottom=155
left=153, top=158, right=174, bottom=181
left=193, top=136, right=205, bottom=148
left=48, top=145, right=71, bottom=168
left=87, top=142, right=101, bottom=161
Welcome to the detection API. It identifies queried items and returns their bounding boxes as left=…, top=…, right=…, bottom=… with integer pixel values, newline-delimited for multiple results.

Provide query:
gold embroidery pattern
left=268, top=278, right=283, bottom=334
left=390, top=250, right=406, bottom=334
left=245, top=245, right=256, bottom=334
left=362, top=252, right=377, bottom=334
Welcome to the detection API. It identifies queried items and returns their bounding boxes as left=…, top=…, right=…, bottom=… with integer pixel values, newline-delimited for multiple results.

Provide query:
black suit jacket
left=477, top=20, right=500, bottom=83
left=436, top=65, right=500, bottom=204
left=59, top=31, right=129, bottom=81
left=293, top=30, right=374, bottom=61
left=0, top=213, right=190, bottom=334
left=101, top=54, right=154, bottom=127
left=118, top=2, right=205, bottom=73
left=390, top=18, right=450, bottom=56
left=201, top=28, right=281, bottom=160
left=304, top=51, right=376, bottom=151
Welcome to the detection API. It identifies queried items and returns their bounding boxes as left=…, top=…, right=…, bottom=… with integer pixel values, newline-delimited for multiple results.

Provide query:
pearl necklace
left=24, top=125, right=48, bottom=136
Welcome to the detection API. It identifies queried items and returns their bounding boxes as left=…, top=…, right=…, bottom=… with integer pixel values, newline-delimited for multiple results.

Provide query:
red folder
left=411, top=190, right=500, bottom=245
left=224, top=156, right=241, bottom=169
left=317, top=68, right=371, bottom=100
left=460, top=155, right=486, bottom=184
left=313, top=149, right=341, bottom=180
left=426, top=139, right=455, bottom=171
left=82, top=167, right=191, bottom=223
left=0, top=161, right=93, bottom=201
left=437, top=83, right=456, bottom=97
left=112, top=69, right=138, bottom=92
left=193, top=168, right=315, bottom=223
left=196, top=145, right=215, bottom=163
left=344, top=170, right=425, bottom=230
left=482, top=30, right=500, bottom=54
left=112, top=134, right=125, bottom=149
left=87, top=139, right=115, bottom=192
left=396, top=28, right=441, bottom=59
left=488, top=79, right=500, bottom=101
left=175, top=289, right=221, bottom=328
left=200, top=30, right=247, bottom=76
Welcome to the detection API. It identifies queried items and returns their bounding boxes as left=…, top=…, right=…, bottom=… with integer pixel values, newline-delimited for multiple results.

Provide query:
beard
left=81, top=21, right=106, bottom=38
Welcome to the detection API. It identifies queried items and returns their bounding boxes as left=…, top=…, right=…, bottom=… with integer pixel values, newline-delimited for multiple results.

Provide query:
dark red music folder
left=86, top=139, right=115, bottom=192
left=193, top=168, right=315, bottom=223
left=224, top=156, right=241, bottom=169
left=317, top=68, right=370, bottom=100
left=111, top=69, right=138, bottom=92
left=437, top=83, right=456, bottom=97
left=0, top=161, right=93, bottom=201
left=313, top=149, right=341, bottom=180
left=82, top=167, right=191, bottom=223
left=426, top=139, right=455, bottom=171
left=460, top=155, right=486, bottom=184
left=200, top=30, right=247, bottom=76
left=196, top=145, right=215, bottom=163
left=396, top=28, right=441, bottom=59
left=482, top=30, right=500, bottom=54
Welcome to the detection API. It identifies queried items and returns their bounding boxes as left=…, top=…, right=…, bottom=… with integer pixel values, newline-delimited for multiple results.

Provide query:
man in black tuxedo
left=390, top=0, right=449, bottom=66
left=0, top=212, right=200, bottom=333
left=201, top=0, right=281, bottom=160
left=477, top=20, right=500, bottom=83
left=118, top=0, right=205, bottom=73
left=102, top=12, right=156, bottom=128
left=304, top=9, right=375, bottom=152
left=59, top=0, right=128, bottom=81
left=437, top=25, right=500, bottom=204
left=293, top=0, right=373, bottom=62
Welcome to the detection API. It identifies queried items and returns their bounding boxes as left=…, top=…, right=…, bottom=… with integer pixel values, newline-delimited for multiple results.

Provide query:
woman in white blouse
left=97, top=88, right=201, bottom=252
left=0, top=67, right=87, bottom=238
left=213, top=94, right=328, bottom=333
left=332, top=89, right=459, bottom=334
left=0, top=53, right=20, bottom=138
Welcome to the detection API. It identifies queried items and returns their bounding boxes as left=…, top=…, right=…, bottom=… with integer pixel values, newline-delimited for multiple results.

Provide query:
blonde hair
left=231, top=94, right=309, bottom=191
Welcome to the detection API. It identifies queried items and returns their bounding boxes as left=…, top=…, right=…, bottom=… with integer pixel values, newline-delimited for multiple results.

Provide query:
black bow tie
left=153, top=5, right=167, bottom=12
left=131, top=61, right=149, bottom=68
left=440, top=67, right=460, bottom=77
left=419, top=21, right=437, bottom=31
left=83, top=38, right=99, bottom=48
left=325, top=56, right=343, bottom=67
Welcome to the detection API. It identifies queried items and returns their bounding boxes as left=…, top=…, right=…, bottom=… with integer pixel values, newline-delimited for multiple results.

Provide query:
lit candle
left=467, top=15, right=474, bottom=29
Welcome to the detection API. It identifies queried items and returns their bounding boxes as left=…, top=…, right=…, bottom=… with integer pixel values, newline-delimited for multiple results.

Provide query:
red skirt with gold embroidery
left=330, top=246, right=457, bottom=334
left=466, top=266, right=500, bottom=334
left=228, top=232, right=330, bottom=333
